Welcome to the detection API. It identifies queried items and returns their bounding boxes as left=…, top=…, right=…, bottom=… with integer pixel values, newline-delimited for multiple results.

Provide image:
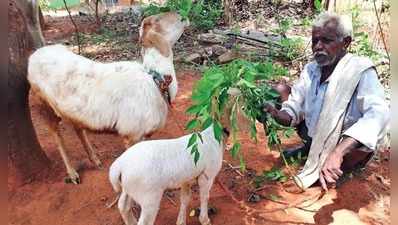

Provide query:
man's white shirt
left=281, top=61, right=389, bottom=150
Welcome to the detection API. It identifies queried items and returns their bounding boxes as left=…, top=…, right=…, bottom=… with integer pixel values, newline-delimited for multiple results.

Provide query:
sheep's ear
left=141, top=29, right=170, bottom=57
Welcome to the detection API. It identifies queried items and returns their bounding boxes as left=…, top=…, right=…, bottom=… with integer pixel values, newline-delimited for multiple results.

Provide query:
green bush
left=271, top=17, right=305, bottom=61
left=350, top=5, right=381, bottom=61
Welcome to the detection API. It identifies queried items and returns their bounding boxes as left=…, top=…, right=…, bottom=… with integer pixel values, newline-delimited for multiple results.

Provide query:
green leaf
left=194, top=150, right=200, bottom=165
left=239, top=154, right=246, bottom=172
left=197, top=132, right=204, bottom=143
left=314, top=0, right=323, bottom=13
left=190, top=143, right=198, bottom=154
left=186, top=104, right=203, bottom=115
left=283, top=128, right=295, bottom=138
left=237, top=79, right=256, bottom=88
left=268, top=132, right=280, bottom=146
left=230, top=142, right=241, bottom=159
left=213, top=121, right=223, bottom=143
left=250, top=121, right=257, bottom=141
left=186, top=119, right=200, bottom=131
left=187, top=133, right=197, bottom=148
left=218, top=87, right=229, bottom=113
left=263, top=167, right=286, bottom=182
left=202, top=117, right=213, bottom=130
left=191, top=87, right=212, bottom=104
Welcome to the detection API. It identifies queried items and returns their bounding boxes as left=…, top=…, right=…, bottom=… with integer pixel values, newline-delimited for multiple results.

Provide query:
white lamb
left=109, top=123, right=228, bottom=225
left=27, top=12, right=188, bottom=184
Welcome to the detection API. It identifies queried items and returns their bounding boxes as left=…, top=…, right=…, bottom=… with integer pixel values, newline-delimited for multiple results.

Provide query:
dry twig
left=223, top=160, right=244, bottom=177
left=62, top=0, right=81, bottom=54
left=372, top=0, right=390, bottom=67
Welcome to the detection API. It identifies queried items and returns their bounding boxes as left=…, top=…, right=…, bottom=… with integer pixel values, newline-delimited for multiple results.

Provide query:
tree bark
left=95, top=0, right=101, bottom=28
left=223, top=0, right=233, bottom=25
left=8, top=0, right=50, bottom=186
left=38, top=6, right=45, bottom=30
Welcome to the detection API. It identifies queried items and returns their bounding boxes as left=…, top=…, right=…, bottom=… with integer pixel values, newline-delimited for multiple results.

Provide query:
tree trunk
left=95, top=0, right=101, bottom=29
left=8, top=0, right=50, bottom=186
left=38, top=6, right=45, bottom=30
left=223, top=0, right=233, bottom=25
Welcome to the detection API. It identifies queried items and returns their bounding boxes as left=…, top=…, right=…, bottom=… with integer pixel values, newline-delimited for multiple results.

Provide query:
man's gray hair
left=313, top=12, right=353, bottom=40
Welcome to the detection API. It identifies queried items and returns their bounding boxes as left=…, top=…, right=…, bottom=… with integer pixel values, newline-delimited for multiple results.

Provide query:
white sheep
left=27, top=12, right=188, bottom=184
left=109, top=123, right=228, bottom=225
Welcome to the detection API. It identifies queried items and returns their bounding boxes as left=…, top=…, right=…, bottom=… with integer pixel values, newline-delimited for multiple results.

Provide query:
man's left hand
left=319, top=149, right=344, bottom=191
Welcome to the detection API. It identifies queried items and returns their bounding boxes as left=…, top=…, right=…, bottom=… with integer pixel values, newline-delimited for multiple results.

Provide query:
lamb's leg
left=39, top=102, right=80, bottom=184
left=118, top=192, right=138, bottom=225
left=198, top=174, right=214, bottom=225
left=73, top=127, right=103, bottom=168
left=176, top=183, right=192, bottom=225
left=137, top=192, right=162, bottom=225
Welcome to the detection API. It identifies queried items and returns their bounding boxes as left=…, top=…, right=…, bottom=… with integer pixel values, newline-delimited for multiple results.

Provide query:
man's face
left=312, top=21, right=349, bottom=67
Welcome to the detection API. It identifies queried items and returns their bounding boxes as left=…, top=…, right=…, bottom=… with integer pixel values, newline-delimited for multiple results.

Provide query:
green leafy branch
left=185, top=59, right=294, bottom=170
left=143, top=0, right=193, bottom=20
left=143, top=0, right=222, bottom=30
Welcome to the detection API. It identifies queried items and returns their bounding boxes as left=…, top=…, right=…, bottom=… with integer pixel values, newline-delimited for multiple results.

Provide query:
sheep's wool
left=28, top=45, right=177, bottom=140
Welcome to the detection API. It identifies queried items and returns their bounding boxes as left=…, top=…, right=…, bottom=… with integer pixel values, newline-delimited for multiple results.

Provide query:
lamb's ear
left=141, top=29, right=170, bottom=57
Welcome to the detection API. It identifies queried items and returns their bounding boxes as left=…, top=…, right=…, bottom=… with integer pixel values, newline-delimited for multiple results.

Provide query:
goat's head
left=139, top=12, right=189, bottom=57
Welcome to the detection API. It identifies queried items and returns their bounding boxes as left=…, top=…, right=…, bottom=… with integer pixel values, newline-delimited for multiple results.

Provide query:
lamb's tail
left=109, top=162, right=122, bottom=193
left=107, top=162, right=122, bottom=208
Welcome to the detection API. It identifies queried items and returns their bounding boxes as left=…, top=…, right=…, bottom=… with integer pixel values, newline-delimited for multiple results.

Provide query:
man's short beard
left=313, top=51, right=337, bottom=66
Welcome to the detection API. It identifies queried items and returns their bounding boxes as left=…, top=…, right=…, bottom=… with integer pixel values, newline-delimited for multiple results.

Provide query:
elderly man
left=263, top=12, right=389, bottom=191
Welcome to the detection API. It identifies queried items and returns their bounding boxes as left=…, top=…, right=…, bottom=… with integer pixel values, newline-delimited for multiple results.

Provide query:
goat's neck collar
left=148, top=69, right=173, bottom=105
left=142, top=47, right=178, bottom=103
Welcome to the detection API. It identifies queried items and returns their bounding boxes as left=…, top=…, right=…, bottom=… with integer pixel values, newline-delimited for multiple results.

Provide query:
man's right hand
left=263, top=103, right=278, bottom=118
left=261, top=103, right=293, bottom=127
left=256, top=103, right=277, bottom=124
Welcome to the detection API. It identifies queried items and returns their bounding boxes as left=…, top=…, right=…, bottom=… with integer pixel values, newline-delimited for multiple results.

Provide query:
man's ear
left=343, top=36, right=352, bottom=49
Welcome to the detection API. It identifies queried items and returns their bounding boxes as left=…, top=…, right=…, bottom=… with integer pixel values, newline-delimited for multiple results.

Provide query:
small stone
left=247, top=193, right=261, bottom=203
left=197, top=33, right=227, bottom=44
left=184, top=53, right=202, bottom=63
left=218, top=51, right=238, bottom=64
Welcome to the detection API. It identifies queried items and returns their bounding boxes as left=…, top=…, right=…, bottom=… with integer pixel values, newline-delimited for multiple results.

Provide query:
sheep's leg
left=137, top=192, right=162, bottom=225
left=73, top=127, right=103, bottom=168
left=176, top=183, right=192, bottom=225
left=39, top=102, right=80, bottom=184
left=198, top=174, right=214, bottom=225
left=118, top=192, right=138, bottom=225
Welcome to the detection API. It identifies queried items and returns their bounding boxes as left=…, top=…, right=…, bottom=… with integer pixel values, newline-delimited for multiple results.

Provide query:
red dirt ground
left=8, top=17, right=390, bottom=225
